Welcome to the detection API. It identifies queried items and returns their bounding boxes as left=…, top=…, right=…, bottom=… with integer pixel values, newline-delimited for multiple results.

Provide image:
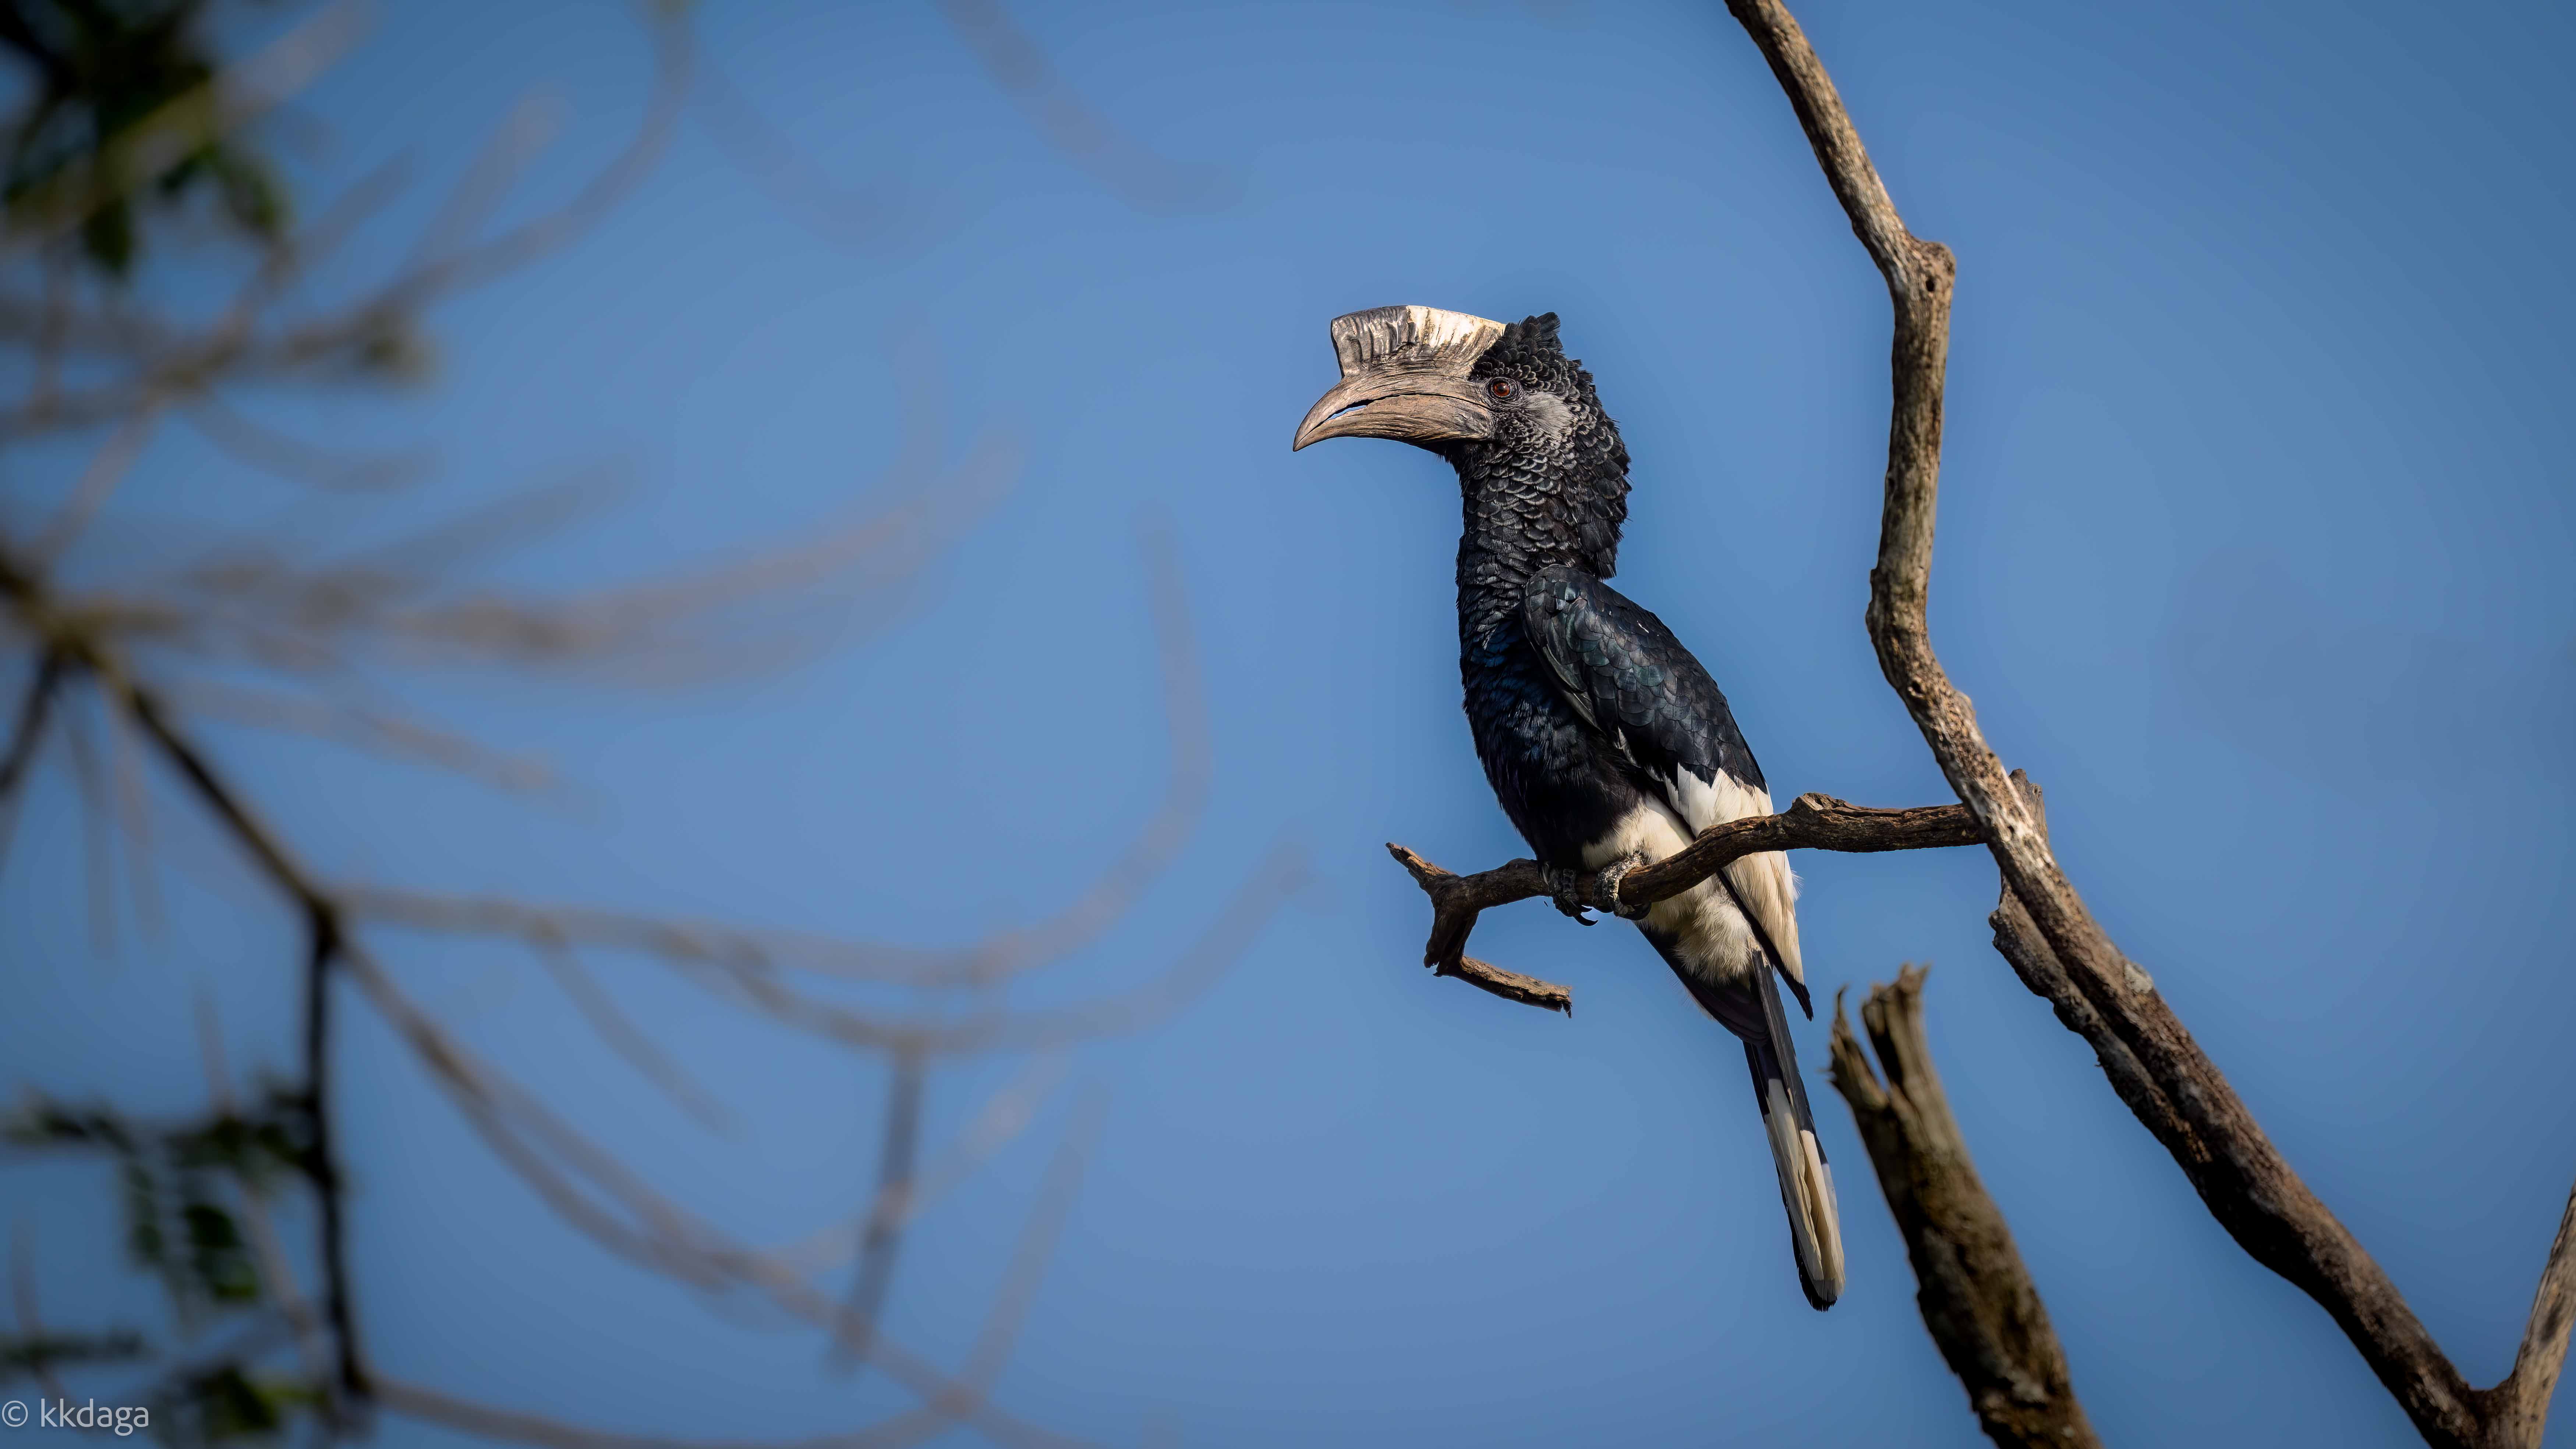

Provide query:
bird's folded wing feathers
left=1519, top=565, right=1806, bottom=994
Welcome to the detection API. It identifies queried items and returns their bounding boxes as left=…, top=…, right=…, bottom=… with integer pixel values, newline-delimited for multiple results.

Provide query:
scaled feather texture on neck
left=1449, top=312, right=1633, bottom=641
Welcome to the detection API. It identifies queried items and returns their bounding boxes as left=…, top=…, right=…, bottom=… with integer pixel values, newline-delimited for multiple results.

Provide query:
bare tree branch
left=830, top=1052, right=925, bottom=1374
left=530, top=940, right=738, bottom=1135
left=952, top=1086, right=1106, bottom=1400
left=182, top=394, right=431, bottom=492
left=2498, top=1181, right=2576, bottom=1445
left=32, top=400, right=160, bottom=562
left=7, top=1227, right=73, bottom=1404
left=170, top=677, right=556, bottom=794
left=374, top=1375, right=1092, bottom=1449
left=1387, top=794, right=1981, bottom=1013
left=194, top=993, right=333, bottom=1396
left=300, top=808, right=364, bottom=1413
left=0, top=8, right=690, bottom=440
left=0, top=649, right=65, bottom=874
left=768, top=1053, right=1070, bottom=1278
left=685, top=843, right=1307, bottom=1056
left=0, top=14, right=1289, bottom=1441
left=100, top=679, right=164, bottom=933
left=934, top=0, right=1236, bottom=216
left=3, top=539, right=1291, bottom=1445
left=1827, top=966, right=2098, bottom=1449
left=1722, top=4, right=2576, bottom=1442
left=692, top=43, right=918, bottom=255
left=59, top=690, right=118, bottom=951
left=342, top=522, right=1227, bottom=992
left=312, top=871, right=1112, bottom=1449
left=0, top=0, right=369, bottom=259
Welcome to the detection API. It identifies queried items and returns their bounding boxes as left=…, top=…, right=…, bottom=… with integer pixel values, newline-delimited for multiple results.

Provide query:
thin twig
left=99, top=677, right=163, bottom=934
left=300, top=881, right=367, bottom=1414
left=170, top=678, right=555, bottom=794
left=59, top=694, right=118, bottom=953
left=11, top=574, right=371, bottom=1404
left=530, top=940, right=736, bottom=1134
left=0, top=9, right=690, bottom=440
left=333, top=919, right=1112, bottom=1449
left=768, top=1052, right=1071, bottom=1276
left=688, top=842, right=1307, bottom=1055
left=953, top=1086, right=1107, bottom=1397
left=194, top=993, right=332, bottom=1394
left=183, top=395, right=431, bottom=492
left=693, top=44, right=916, bottom=254
left=0, top=647, right=66, bottom=872
left=33, top=401, right=161, bottom=562
left=933, top=0, right=1235, bottom=216
left=830, top=1052, right=926, bottom=1373
left=8, top=1227, right=73, bottom=1403
left=374, top=1376, right=1090, bottom=1449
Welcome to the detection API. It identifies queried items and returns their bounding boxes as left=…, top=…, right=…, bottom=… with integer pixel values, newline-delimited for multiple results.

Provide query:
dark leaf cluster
left=0, top=0, right=287, bottom=275
left=0, top=1327, right=146, bottom=1385
left=157, top=1362, right=319, bottom=1446
left=5, top=1089, right=328, bottom=1439
left=7, top=1087, right=314, bottom=1317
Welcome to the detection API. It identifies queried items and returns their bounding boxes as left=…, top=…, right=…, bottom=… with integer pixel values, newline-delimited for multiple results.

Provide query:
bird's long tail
left=1745, top=961, right=1843, bottom=1310
left=1649, top=932, right=1846, bottom=1308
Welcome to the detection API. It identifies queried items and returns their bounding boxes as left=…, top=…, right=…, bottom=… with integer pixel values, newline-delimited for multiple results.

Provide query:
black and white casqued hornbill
left=1293, top=305, right=1844, bottom=1309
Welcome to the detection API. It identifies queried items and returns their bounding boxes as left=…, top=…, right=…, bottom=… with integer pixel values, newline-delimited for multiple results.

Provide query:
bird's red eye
left=1486, top=377, right=1519, bottom=401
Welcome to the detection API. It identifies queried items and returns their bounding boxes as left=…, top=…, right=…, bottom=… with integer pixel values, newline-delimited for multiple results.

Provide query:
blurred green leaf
left=8, top=1090, right=319, bottom=1322
left=159, top=1361, right=320, bottom=1444
left=180, top=1199, right=258, bottom=1303
left=0, top=1328, right=148, bottom=1385
left=0, top=0, right=293, bottom=276
left=6, top=1096, right=140, bottom=1149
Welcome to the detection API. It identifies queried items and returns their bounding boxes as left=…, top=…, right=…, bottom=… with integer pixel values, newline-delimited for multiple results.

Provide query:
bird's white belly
left=1583, top=801, right=1767, bottom=988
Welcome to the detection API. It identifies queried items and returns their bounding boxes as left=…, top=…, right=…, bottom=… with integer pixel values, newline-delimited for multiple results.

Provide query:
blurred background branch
left=0, top=2, right=1290, bottom=1444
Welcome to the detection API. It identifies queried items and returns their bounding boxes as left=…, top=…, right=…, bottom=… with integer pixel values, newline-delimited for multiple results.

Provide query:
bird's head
left=1292, top=304, right=1624, bottom=456
left=1293, top=305, right=1631, bottom=566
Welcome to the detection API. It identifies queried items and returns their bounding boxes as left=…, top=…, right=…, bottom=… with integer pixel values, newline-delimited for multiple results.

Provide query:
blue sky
left=7, top=1, right=2574, bottom=1445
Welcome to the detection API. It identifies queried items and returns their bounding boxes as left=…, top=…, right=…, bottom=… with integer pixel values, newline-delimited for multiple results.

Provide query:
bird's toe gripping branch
left=1539, top=862, right=1597, bottom=924
left=1386, top=796, right=1986, bottom=1017
left=1595, top=852, right=1654, bottom=921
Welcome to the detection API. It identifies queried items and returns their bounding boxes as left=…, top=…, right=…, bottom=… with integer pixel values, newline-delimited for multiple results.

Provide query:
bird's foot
left=1595, top=851, right=1653, bottom=920
left=1540, top=863, right=1595, bottom=924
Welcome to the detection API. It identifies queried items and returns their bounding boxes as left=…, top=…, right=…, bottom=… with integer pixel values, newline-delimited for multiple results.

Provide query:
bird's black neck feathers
left=1443, top=313, right=1632, bottom=644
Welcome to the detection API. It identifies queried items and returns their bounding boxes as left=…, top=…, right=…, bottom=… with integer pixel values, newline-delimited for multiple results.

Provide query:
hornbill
left=1293, top=305, right=1844, bottom=1309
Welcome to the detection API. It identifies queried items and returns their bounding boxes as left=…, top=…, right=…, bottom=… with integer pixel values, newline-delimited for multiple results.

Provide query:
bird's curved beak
left=1291, top=371, right=1496, bottom=450
left=1291, top=305, right=1506, bottom=451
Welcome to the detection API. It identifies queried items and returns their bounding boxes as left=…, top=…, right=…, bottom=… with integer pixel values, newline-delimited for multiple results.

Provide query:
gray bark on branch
left=1721, top=2, right=2576, bottom=1442
left=1827, top=966, right=2098, bottom=1449
left=1388, top=794, right=1983, bottom=1013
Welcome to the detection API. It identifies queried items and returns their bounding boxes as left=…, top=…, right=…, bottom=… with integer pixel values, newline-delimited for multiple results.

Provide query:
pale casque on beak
left=1291, top=304, right=1507, bottom=450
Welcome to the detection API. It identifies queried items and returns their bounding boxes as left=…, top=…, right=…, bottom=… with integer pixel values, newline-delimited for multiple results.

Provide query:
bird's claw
left=1540, top=864, right=1595, bottom=924
left=1596, top=851, right=1653, bottom=920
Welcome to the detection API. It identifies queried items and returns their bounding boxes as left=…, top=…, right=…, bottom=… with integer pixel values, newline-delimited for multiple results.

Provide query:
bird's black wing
left=1518, top=564, right=1764, bottom=809
left=1519, top=564, right=1810, bottom=1014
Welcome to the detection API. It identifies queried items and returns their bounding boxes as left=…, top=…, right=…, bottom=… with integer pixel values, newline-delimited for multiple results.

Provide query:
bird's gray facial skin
left=1290, top=304, right=1508, bottom=451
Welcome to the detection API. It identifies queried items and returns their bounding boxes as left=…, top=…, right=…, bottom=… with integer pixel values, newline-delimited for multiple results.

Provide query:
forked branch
left=1722, top=2, right=2576, bottom=1442
left=1387, top=794, right=1982, bottom=1013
